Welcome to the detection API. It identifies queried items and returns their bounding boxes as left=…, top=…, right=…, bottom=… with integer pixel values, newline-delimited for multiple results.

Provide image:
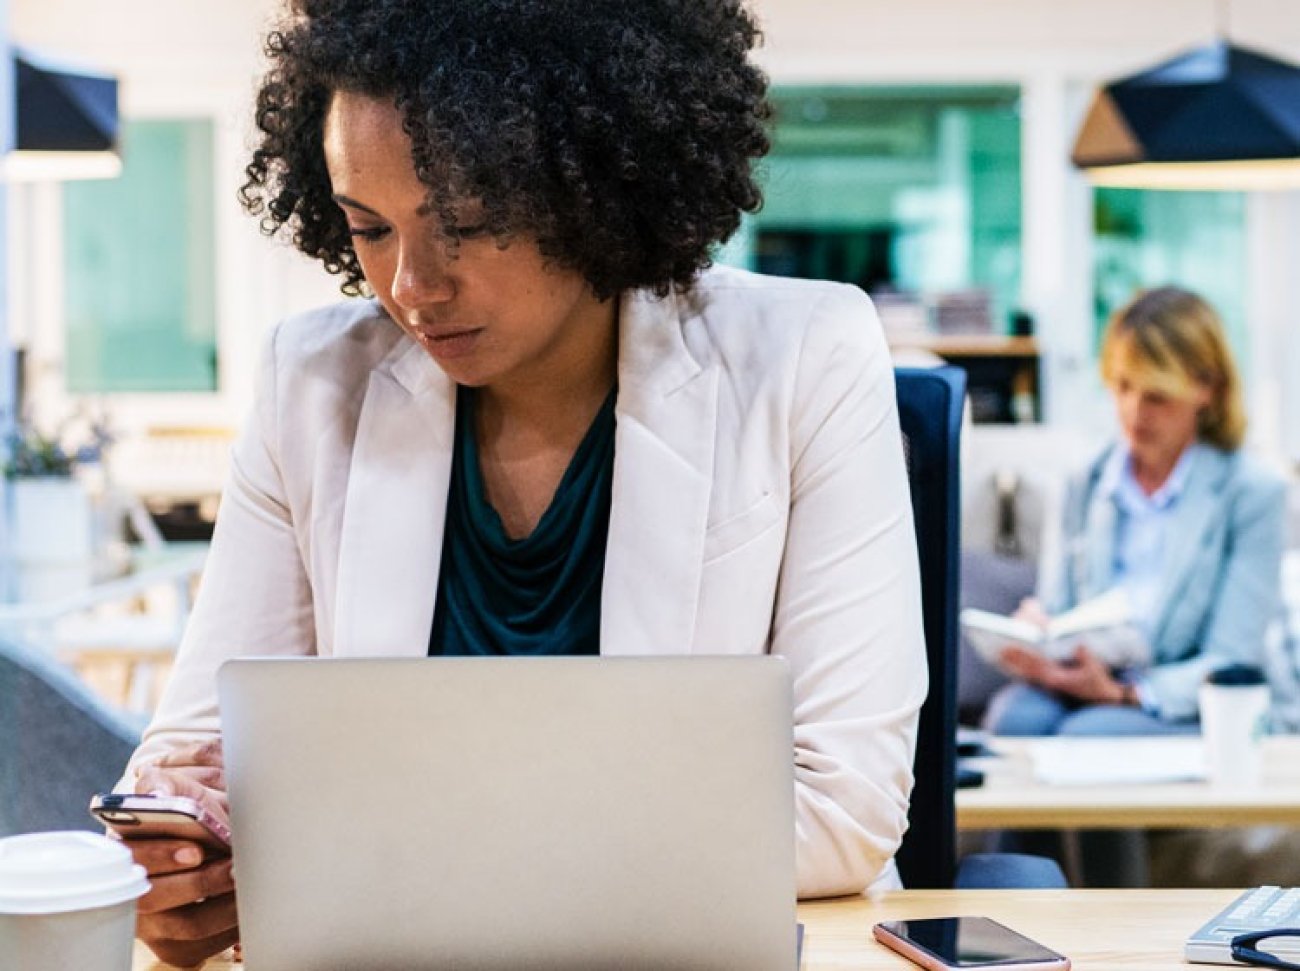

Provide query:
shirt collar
left=1104, top=442, right=1199, bottom=511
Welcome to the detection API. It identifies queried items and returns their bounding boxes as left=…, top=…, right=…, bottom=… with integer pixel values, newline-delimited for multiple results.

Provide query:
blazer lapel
left=1082, top=467, right=1118, bottom=603
left=1150, top=448, right=1228, bottom=644
left=601, top=287, right=718, bottom=656
left=334, top=339, right=456, bottom=657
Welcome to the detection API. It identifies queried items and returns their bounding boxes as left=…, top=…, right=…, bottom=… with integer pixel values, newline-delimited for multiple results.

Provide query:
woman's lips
left=414, top=327, right=483, bottom=360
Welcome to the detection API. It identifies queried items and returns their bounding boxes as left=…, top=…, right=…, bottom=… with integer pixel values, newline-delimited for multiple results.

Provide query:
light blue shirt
left=1100, top=443, right=1199, bottom=643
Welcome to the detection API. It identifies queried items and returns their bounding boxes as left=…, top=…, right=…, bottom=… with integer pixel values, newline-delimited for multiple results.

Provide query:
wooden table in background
left=132, top=888, right=1240, bottom=970
left=957, top=736, right=1300, bottom=830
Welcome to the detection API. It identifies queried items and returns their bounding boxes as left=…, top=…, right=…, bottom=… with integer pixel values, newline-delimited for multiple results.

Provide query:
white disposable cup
left=1200, top=681, right=1271, bottom=788
left=0, top=831, right=149, bottom=971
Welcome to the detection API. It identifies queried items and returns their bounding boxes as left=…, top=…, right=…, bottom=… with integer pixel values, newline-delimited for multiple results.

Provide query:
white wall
left=754, top=0, right=1300, bottom=76
left=11, top=0, right=1300, bottom=464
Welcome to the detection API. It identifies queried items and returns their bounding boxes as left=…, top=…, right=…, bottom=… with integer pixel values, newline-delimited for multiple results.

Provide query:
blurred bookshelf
left=887, top=334, right=1040, bottom=424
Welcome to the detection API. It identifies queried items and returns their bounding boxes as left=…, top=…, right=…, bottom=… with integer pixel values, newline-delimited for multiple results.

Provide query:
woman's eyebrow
left=336, top=193, right=442, bottom=222
left=332, top=193, right=380, bottom=215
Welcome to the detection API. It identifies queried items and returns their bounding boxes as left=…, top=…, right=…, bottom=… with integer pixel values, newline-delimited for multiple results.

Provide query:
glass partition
left=1092, top=188, right=1247, bottom=363
left=62, top=119, right=217, bottom=393
left=723, top=85, right=1022, bottom=335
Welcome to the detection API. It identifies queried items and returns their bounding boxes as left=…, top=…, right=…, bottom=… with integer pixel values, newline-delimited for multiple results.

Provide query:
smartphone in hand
left=89, top=793, right=231, bottom=851
left=874, top=916, right=1070, bottom=970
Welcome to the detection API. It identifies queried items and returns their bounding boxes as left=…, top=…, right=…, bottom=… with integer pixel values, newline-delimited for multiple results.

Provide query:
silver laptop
left=217, top=656, right=796, bottom=971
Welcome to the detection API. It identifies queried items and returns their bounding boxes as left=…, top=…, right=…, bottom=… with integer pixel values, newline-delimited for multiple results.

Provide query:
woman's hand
left=129, top=741, right=239, bottom=968
left=1010, top=597, right=1051, bottom=629
left=998, top=644, right=1128, bottom=704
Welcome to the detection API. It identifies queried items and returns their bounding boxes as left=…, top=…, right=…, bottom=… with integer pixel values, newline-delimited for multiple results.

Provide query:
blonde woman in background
left=985, top=286, right=1285, bottom=736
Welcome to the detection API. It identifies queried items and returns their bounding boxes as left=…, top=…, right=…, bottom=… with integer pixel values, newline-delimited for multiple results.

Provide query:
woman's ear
left=1192, top=379, right=1215, bottom=411
left=1193, top=380, right=1222, bottom=439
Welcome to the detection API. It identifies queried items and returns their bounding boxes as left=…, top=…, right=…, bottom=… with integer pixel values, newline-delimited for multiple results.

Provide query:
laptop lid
left=217, top=656, right=796, bottom=971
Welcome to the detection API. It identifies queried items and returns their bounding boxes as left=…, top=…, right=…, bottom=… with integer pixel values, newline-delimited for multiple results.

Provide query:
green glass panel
left=63, top=120, right=217, bottom=393
left=723, top=86, right=1022, bottom=332
left=1093, top=189, right=1247, bottom=364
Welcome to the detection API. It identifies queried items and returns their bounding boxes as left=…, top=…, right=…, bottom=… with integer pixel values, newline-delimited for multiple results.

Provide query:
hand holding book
left=961, top=588, right=1151, bottom=670
left=1000, top=642, right=1143, bottom=704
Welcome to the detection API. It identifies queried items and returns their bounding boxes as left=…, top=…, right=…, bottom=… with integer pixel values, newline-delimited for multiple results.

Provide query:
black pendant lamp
left=1072, top=39, right=1300, bottom=191
left=4, top=50, right=120, bottom=182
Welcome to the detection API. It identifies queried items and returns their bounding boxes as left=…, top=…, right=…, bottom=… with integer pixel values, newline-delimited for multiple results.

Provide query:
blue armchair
left=0, top=638, right=142, bottom=836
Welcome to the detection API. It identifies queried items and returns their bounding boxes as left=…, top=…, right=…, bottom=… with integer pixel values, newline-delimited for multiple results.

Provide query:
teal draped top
left=428, top=385, right=616, bottom=656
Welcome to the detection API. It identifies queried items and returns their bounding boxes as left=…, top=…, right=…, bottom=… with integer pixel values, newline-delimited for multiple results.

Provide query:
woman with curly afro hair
left=122, top=0, right=926, bottom=962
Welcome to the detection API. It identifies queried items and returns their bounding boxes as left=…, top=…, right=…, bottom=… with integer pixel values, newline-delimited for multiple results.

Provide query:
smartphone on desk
left=89, top=793, right=231, bottom=851
left=874, top=916, right=1070, bottom=970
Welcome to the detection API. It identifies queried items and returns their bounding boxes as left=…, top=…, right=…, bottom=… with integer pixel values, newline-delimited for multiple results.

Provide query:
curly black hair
left=239, top=0, right=772, bottom=300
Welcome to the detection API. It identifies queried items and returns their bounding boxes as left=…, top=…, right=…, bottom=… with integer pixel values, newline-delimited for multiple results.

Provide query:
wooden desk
left=958, top=736, right=1300, bottom=830
left=132, top=888, right=1238, bottom=970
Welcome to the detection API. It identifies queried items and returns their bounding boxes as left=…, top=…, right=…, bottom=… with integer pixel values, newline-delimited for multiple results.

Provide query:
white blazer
left=128, top=266, right=928, bottom=898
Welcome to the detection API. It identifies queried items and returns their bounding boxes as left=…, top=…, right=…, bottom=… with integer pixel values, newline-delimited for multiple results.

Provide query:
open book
left=960, top=588, right=1150, bottom=669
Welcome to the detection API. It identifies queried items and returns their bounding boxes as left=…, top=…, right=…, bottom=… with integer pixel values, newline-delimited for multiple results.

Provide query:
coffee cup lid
left=1205, top=664, right=1267, bottom=687
left=0, top=831, right=149, bottom=915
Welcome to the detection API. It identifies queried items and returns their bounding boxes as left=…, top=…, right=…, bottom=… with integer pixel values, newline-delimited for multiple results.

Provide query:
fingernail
left=174, top=847, right=202, bottom=866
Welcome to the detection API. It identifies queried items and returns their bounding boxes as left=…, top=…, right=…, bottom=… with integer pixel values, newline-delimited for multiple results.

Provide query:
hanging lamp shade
left=3, top=50, right=121, bottom=182
left=1072, top=40, right=1300, bottom=191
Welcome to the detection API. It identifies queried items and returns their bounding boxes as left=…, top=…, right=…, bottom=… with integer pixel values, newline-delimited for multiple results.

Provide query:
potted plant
left=4, top=416, right=112, bottom=568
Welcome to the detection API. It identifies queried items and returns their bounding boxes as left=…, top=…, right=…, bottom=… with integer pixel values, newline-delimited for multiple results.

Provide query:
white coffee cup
left=1200, top=664, right=1271, bottom=788
left=0, top=830, right=149, bottom=971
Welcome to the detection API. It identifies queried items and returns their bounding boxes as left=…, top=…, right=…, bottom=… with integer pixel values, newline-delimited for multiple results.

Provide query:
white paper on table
left=1028, top=736, right=1206, bottom=786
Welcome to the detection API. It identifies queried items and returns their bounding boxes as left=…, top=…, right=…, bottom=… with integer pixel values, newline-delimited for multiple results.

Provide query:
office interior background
left=5, top=0, right=1300, bottom=887
left=10, top=1, right=1300, bottom=498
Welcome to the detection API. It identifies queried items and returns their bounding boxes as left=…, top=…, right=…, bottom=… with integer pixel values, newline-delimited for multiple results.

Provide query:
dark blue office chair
left=893, top=366, right=964, bottom=888
left=0, top=637, right=142, bottom=836
left=893, top=366, right=1066, bottom=890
